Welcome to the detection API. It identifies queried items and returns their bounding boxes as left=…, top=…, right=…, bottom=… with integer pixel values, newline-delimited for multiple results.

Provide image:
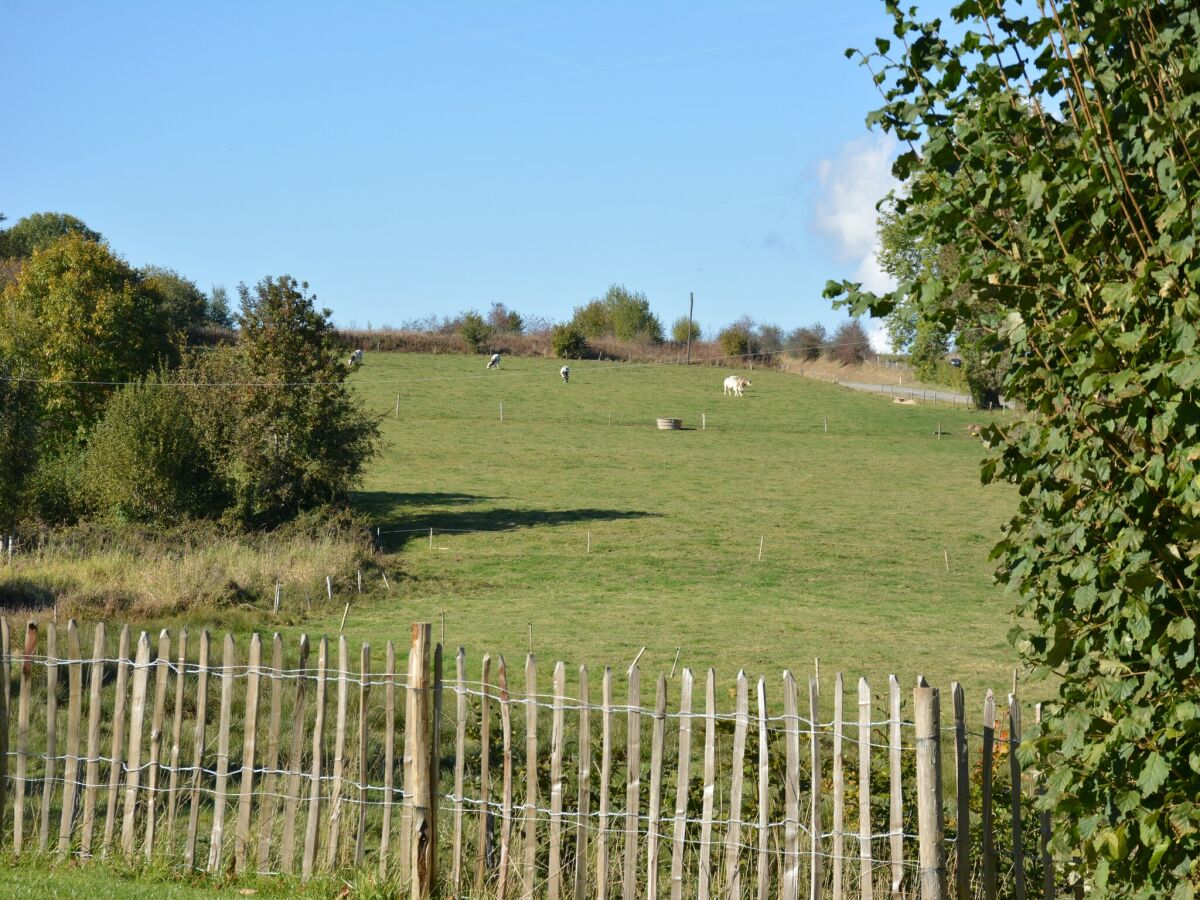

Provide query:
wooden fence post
left=410, top=623, right=433, bottom=899
left=756, top=677, right=770, bottom=900
left=496, top=656, right=514, bottom=897
left=952, top=683, right=970, bottom=900
left=13, top=622, right=35, bottom=855
left=79, top=621, right=105, bottom=857
left=473, top=654, right=492, bottom=893
left=301, top=636, right=328, bottom=882
left=549, top=660, right=566, bottom=900
left=809, top=675, right=823, bottom=900
left=669, top=668, right=694, bottom=900
left=597, top=666, right=613, bottom=899
left=183, top=630, right=209, bottom=870
left=234, top=633, right=262, bottom=872
left=451, top=647, right=467, bottom=894
left=57, top=619, right=83, bottom=857
left=379, top=641, right=396, bottom=878
left=256, top=633, right=285, bottom=873
left=783, top=671, right=801, bottom=900
left=1009, top=694, right=1026, bottom=900
left=724, top=671, right=749, bottom=897
left=647, top=673, right=667, bottom=898
left=0, top=618, right=8, bottom=849
left=697, top=668, right=717, bottom=900
left=915, top=677, right=946, bottom=899
left=355, top=642, right=371, bottom=868
left=858, top=677, right=874, bottom=900
left=279, top=635, right=310, bottom=874
left=121, top=632, right=152, bottom=860
left=326, top=635, right=349, bottom=868
left=207, top=633, right=236, bottom=873
left=889, top=674, right=904, bottom=898
left=142, top=629, right=171, bottom=860
left=623, top=664, right=642, bottom=900
left=832, top=672, right=845, bottom=900
left=165, top=628, right=188, bottom=849
left=522, top=653, right=537, bottom=898
left=574, top=665, right=592, bottom=900
left=430, top=642, right=443, bottom=889
left=40, top=622, right=59, bottom=853
left=982, top=690, right=997, bottom=900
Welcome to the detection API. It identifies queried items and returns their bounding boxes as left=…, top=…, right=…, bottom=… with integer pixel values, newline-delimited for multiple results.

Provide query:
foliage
left=828, top=319, right=871, bottom=366
left=0, top=212, right=102, bottom=259
left=717, top=322, right=751, bottom=358
left=232, top=275, right=381, bottom=526
left=457, top=310, right=494, bottom=352
left=787, top=324, right=827, bottom=360
left=0, top=342, right=40, bottom=530
left=141, top=265, right=209, bottom=334
left=0, top=233, right=177, bottom=445
left=487, top=301, right=524, bottom=334
left=207, top=285, right=233, bottom=329
left=827, top=0, right=1200, bottom=892
left=83, top=374, right=225, bottom=524
left=908, top=319, right=950, bottom=383
left=550, top=323, right=589, bottom=359
left=755, top=322, right=784, bottom=353
left=571, top=284, right=663, bottom=343
left=24, top=445, right=89, bottom=526
left=671, top=316, right=701, bottom=344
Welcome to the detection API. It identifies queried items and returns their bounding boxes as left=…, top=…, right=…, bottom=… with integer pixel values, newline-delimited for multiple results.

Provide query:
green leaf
left=1138, top=753, right=1171, bottom=795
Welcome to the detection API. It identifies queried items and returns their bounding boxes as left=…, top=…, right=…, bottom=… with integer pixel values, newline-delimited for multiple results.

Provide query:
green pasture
left=316, top=352, right=1019, bottom=699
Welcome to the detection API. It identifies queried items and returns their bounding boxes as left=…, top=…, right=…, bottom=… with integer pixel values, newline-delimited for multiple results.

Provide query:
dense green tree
left=828, top=1, right=1200, bottom=892
left=670, top=316, right=701, bottom=344
left=487, top=302, right=524, bottom=334
left=142, top=265, right=209, bottom=333
left=458, top=310, right=494, bottom=352
left=0, top=212, right=102, bottom=259
left=571, top=285, right=663, bottom=343
left=717, top=322, right=751, bottom=359
left=0, top=337, right=40, bottom=530
left=0, top=233, right=176, bottom=445
left=550, top=323, right=589, bottom=358
left=208, top=285, right=234, bottom=328
left=233, top=275, right=380, bottom=525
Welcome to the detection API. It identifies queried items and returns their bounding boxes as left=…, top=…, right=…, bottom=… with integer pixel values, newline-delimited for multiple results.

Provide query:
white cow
left=723, top=375, right=752, bottom=396
left=487, top=353, right=501, bottom=369
left=348, top=348, right=364, bottom=367
left=560, top=365, right=570, bottom=383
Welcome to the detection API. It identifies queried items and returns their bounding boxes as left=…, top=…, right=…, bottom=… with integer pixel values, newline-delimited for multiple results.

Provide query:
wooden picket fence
left=0, top=618, right=1062, bottom=898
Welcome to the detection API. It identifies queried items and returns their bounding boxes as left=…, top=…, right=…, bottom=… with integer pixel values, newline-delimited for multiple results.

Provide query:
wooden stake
left=1009, top=694, right=1026, bottom=900
left=669, top=668, right=695, bottom=900
left=724, top=671, right=749, bottom=897
left=782, top=671, right=801, bottom=900
left=13, top=622, right=35, bottom=854
left=497, top=657, right=514, bottom=897
left=522, top=653, right=538, bottom=898
left=756, top=677, right=770, bottom=900
left=326, top=575, right=333, bottom=601
left=301, top=636, right=329, bottom=882
left=698, top=668, right=717, bottom=900
left=121, top=632, right=152, bottom=860
left=597, top=667, right=613, bottom=899
left=809, top=675, right=823, bottom=900
left=40, top=622, right=60, bottom=853
left=58, top=619, right=83, bottom=856
left=915, top=677, right=946, bottom=899
left=355, top=643, right=371, bottom=868
left=952, top=683, right=971, bottom=900
left=982, top=690, right=997, bottom=900
left=623, top=664, right=642, bottom=900
left=380, top=641, right=396, bottom=878
left=474, top=655, right=493, bottom=892
left=325, top=636, right=349, bottom=868
left=81, top=621, right=108, bottom=858
left=410, top=624, right=434, bottom=898
left=889, top=674, right=904, bottom=897
left=451, top=647, right=467, bottom=894
left=206, top=634, right=236, bottom=873
left=183, top=630, right=209, bottom=869
left=758, top=535, right=764, bottom=561
left=279, top=635, right=310, bottom=874
left=858, top=677, right=874, bottom=900
left=234, top=634, right=262, bottom=872
left=548, top=661, right=566, bottom=900
left=587, top=530, right=591, bottom=554
left=832, top=673, right=845, bottom=900
left=141, top=628, right=172, bottom=861
left=646, top=674, right=667, bottom=897
left=629, top=646, right=646, bottom=673
left=574, top=665, right=592, bottom=900
left=164, top=628, right=188, bottom=851
left=256, top=634, right=285, bottom=873
left=670, top=647, right=680, bottom=679
left=944, top=548, right=950, bottom=572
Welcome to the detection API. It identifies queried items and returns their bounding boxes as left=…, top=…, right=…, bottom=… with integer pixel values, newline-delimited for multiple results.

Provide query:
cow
left=487, top=353, right=501, bottom=369
left=560, top=365, right=570, bottom=383
left=347, top=348, right=364, bottom=367
left=723, top=375, right=751, bottom=396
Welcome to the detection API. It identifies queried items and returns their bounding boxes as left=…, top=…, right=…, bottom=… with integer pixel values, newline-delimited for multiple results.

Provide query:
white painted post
left=326, top=575, right=333, bottom=601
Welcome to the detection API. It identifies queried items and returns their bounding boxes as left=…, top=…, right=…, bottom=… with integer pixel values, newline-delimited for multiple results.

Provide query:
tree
left=208, top=285, right=233, bottom=328
left=787, top=324, right=826, bottom=361
left=0, top=233, right=176, bottom=445
left=232, top=275, right=380, bottom=525
left=671, top=316, right=701, bottom=344
left=142, top=265, right=209, bottom=334
left=827, top=319, right=870, bottom=366
left=717, top=322, right=751, bottom=359
left=755, top=323, right=784, bottom=353
left=0, top=339, right=39, bottom=530
left=487, top=302, right=524, bottom=334
left=571, top=285, right=663, bottom=343
left=551, top=323, right=589, bottom=358
left=458, top=310, right=494, bottom=352
left=0, top=212, right=102, bottom=259
left=827, top=1, right=1200, bottom=892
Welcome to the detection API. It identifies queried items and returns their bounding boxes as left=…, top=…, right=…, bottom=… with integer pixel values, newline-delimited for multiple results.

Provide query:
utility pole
left=685, top=291, right=694, bottom=365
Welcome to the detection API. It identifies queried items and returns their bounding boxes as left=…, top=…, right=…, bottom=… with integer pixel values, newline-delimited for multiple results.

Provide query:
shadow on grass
left=0, top=577, right=57, bottom=611
left=357, top=491, right=658, bottom=550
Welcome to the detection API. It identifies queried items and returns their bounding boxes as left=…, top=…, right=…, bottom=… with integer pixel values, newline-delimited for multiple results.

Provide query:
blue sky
left=2, top=1, right=948, bottom=342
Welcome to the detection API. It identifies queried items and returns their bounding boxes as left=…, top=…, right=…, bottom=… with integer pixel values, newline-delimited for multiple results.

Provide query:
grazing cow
left=560, top=365, right=570, bottom=383
left=487, top=353, right=501, bottom=369
left=348, top=348, right=364, bottom=367
left=723, top=375, right=751, bottom=396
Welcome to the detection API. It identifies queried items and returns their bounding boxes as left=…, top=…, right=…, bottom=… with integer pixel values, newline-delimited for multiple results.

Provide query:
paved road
left=835, top=380, right=976, bottom=406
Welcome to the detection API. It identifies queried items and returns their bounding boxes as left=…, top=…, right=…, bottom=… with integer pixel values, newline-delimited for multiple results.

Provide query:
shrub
left=827, top=319, right=871, bottom=366
left=551, top=323, right=589, bottom=359
left=487, top=302, right=524, bottom=334
left=571, top=285, right=663, bottom=343
left=458, top=311, right=494, bottom=352
left=788, top=324, right=826, bottom=360
left=83, top=374, right=225, bottom=523
left=718, top=323, right=751, bottom=359
left=26, top=446, right=89, bottom=526
left=671, top=316, right=701, bottom=344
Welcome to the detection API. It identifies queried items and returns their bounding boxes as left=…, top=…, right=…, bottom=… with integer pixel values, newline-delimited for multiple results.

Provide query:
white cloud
left=865, top=317, right=893, bottom=354
left=811, top=134, right=899, bottom=296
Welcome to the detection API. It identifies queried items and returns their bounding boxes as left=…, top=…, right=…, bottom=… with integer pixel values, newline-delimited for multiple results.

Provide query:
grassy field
left=305, top=351, right=1023, bottom=699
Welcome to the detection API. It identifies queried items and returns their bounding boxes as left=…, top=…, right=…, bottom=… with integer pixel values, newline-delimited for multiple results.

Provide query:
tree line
left=0, top=211, right=380, bottom=533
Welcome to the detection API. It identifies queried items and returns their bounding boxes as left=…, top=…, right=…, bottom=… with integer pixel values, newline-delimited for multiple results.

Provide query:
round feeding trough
left=656, top=417, right=683, bottom=430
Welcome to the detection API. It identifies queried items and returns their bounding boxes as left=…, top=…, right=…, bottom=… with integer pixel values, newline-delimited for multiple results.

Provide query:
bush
left=788, top=324, right=826, bottom=360
left=487, top=302, right=524, bottom=334
left=827, top=319, right=872, bottom=366
left=458, top=311, right=494, bottom=352
left=571, top=285, right=663, bottom=344
left=718, top=323, right=751, bottom=359
left=551, top=323, right=589, bottom=359
left=671, top=316, right=701, bottom=344
left=26, top=446, right=89, bottom=526
left=83, top=374, right=225, bottom=523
